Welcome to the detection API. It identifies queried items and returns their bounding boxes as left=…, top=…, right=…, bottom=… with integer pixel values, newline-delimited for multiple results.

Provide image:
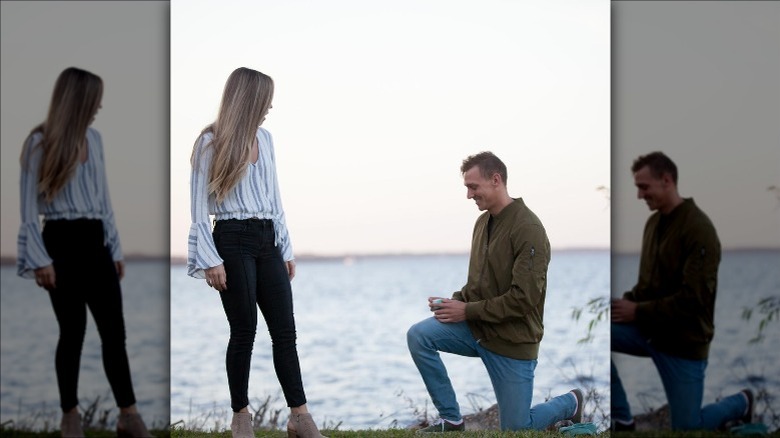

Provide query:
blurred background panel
left=0, top=0, right=170, bottom=431
left=612, top=0, right=780, bottom=432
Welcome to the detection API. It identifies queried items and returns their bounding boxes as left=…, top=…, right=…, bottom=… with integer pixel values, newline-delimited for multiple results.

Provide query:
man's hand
left=611, top=298, right=637, bottom=323
left=431, top=298, right=467, bottom=323
left=205, top=264, right=227, bottom=291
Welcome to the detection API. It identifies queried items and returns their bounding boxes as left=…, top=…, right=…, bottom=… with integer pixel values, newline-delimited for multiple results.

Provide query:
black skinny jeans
left=41, top=219, right=136, bottom=411
left=213, top=218, right=306, bottom=412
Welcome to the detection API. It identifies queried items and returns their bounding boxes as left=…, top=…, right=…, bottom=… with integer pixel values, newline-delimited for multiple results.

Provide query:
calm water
left=0, top=260, right=170, bottom=430
left=612, top=250, right=780, bottom=424
left=170, top=251, right=611, bottom=430
left=5, top=250, right=772, bottom=432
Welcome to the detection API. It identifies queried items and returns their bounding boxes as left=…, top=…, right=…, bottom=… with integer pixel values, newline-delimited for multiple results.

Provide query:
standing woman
left=188, top=67, right=325, bottom=438
left=17, top=67, right=152, bottom=438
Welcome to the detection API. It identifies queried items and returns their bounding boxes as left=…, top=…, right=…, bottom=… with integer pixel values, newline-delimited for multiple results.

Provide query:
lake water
left=612, top=250, right=780, bottom=427
left=4, top=250, right=774, bottom=432
left=0, top=260, right=170, bottom=430
left=170, top=251, right=611, bottom=431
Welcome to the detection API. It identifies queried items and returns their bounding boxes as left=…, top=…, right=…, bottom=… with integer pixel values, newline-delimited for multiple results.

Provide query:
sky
left=612, top=1, right=780, bottom=253
left=2, top=1, right=776, bottom=259
left=169, top=0, right=611, bottom=258
left=0, top=1, right=169, bottom=258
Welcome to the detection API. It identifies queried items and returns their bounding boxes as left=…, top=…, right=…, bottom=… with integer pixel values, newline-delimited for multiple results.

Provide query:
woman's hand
left=115, top=261, right=125, bottom=281
left=286, top=260, right=296, bottom=281
left=34, top=265, right=56, bottom=290
left=205, top=264, right=227, bottom=291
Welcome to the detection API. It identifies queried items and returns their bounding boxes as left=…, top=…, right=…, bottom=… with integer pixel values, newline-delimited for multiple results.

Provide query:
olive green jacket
left=452, top=198, right=550, bottom=360
left=623, top=198, right=720, bottom=360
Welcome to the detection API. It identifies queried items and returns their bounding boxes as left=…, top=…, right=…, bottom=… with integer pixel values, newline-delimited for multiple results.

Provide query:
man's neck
left=659, top=195, right=684, bottom=215
left=489, top=194, right=515, bottom=216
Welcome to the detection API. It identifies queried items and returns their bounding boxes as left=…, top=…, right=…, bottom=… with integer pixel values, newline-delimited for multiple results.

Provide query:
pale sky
left=170, top=0, right=611, bottom=257
left=612, top=1, right=780, bottom=253
left=1, top=1, right=168, bottom=258
left=3, top=1, right=774, bottom=259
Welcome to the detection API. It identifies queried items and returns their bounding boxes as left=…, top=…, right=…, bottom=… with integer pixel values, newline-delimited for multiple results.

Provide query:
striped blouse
left=187, top=127, right=293, bottom=279
left=17, top=127, right=123, bottom=278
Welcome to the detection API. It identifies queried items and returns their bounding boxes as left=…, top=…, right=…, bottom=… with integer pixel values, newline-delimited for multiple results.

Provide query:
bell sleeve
left=187, top=134, right=223, bottom=278
left=93, top=130, right=123, bottom=261
left=17, top=134, right=53, bottom=278
left=265, top=129, right=294, bottom=261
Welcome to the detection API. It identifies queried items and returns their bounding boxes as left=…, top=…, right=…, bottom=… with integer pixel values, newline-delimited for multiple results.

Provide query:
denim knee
left=407, top=321, right=426, bottom=353
left=228, top=326, right=256, bottom=349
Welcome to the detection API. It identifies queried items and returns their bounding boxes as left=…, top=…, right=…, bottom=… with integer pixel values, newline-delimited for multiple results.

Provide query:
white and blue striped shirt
left=188, top=127, right=294, bottom=279
left=17, top=127, right=123, bottom=278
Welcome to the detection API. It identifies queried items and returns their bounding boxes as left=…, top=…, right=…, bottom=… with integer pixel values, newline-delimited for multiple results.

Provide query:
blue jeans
left=611, top=322, right=747, bottom=430
left=213, top=218, right=306, bottom=411
left=407, top=317, right=576, bottom=430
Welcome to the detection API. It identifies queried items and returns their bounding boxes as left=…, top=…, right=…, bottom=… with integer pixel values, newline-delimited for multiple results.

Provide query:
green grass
left=612, top=433, right=763, bottom=438
left=3, top=427, right=762, bottom=437
left=0, top=428, right=171, bottom=437
left=168, top=430, right=609, bottom=437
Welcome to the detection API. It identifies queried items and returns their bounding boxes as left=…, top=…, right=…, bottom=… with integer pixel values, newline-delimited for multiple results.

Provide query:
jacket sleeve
left=633, top=221, right=720, bottom=327
left=265, top=129, right=294, bottom=261
left=187, top=133, right=224, bottom=278
left=17, top=134, right=53, bottom=278
left=451, top=288, right=465, bottom=301
left=464, top=223, right=549, bottom=322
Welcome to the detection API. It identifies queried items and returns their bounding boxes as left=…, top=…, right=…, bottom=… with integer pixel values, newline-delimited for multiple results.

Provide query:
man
left=611, top=151, right=752, bottom=431
left=407, top=151, right=582, bottom=432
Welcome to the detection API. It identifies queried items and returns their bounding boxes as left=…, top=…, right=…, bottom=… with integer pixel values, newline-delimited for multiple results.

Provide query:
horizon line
left=3, top=246, right=780, bottom=266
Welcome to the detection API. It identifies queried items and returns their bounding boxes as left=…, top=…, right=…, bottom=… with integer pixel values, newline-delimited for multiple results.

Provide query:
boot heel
left=287, top=413, right=326, bottom=438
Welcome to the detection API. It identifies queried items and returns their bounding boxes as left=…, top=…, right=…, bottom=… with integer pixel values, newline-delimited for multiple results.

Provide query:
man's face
left=463, top=166, right=497, bottom=212
left=634, top=166, right=672, bottom=212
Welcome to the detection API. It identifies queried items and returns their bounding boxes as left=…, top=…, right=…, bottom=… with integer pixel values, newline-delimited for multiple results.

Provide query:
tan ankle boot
left=60, top=410, right=84, bottom=437
left=287, top=413, right=326, bottom=438
left=117, top=412, right=154, bottom=437
left=230, top=411, right=254, bottom=438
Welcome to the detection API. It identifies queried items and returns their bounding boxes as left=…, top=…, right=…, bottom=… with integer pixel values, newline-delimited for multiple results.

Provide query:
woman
left=17, top=67, right=152, bottom=438
left=188, top=67, right=325, bottom=438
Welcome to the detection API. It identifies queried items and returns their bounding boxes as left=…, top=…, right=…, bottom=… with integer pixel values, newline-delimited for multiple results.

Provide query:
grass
left=168, top=430, right=609, bottom=437
left=0, top=393, right=170, bottom=437
left=0, top=429, right=171, bottom=437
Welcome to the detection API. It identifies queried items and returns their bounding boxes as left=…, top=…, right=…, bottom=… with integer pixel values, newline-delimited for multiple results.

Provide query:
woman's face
left=260, top=103, right=272, bottom=125
left=90, top=101, right=102, bottom=125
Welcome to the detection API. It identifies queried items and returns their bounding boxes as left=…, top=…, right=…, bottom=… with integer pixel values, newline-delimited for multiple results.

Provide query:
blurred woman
left=188, top=67, right=325, bottom=438
left=17, top=67, right=152, bottom=438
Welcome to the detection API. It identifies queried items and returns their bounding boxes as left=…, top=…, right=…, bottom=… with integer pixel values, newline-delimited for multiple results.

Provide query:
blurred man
left=611, top=151, right=752, bottom=431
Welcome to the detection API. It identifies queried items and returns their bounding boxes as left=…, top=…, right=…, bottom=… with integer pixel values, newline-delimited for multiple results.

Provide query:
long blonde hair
left=192, top=67, right=274, bottom=203
left=21, top=67, right=103, bottom=202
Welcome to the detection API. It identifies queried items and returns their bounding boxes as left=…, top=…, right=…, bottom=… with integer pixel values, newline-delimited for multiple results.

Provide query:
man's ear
left=660, top=172, right=674, bottom=189
left=492, top=173, right=502, bottom=186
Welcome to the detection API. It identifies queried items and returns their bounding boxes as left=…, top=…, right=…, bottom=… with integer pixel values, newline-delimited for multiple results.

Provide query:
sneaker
left=612, top=419, right=635, bottom=432
left=740, top=389, right=754, bottom=424
left=416, top=418, right=466, bottom=433
left=569, top=388, right=584, bottom=424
